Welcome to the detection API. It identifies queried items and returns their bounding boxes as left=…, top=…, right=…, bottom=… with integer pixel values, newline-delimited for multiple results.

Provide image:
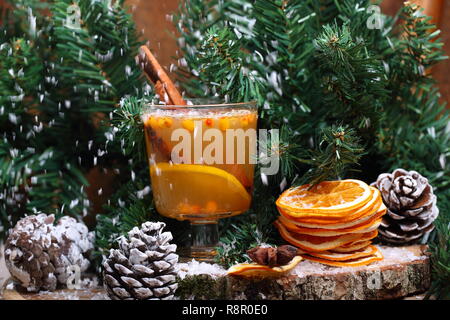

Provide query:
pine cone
left=102, top=221, right=179, bottom=300
left=372, top=168, right=439, bottom=245
left=4, top=214, right=94, bottom=292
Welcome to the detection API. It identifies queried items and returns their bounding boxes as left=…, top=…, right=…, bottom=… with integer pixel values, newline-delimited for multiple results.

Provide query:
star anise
left=247, top=245, right=300, bottom=267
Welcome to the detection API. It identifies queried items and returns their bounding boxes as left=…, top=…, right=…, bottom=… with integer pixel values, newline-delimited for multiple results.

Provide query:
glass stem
left=190, top=221, right=219, bottom=262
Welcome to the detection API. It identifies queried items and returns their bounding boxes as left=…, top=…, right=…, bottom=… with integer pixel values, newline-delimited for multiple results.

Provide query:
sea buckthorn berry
left=205, top=201, right=218, bottom=212
left=248, top=113, right=257, bottom=123
left=240, top=116, right=249, bottom=127
left=205, top=118, right=214, bottom=127
left=147, top=116, right=158, bottom=129
left=144, top=116, right=152, bottom=127
left=157, top=117, right=166, bottom=128
left=182, top=119, right=195, bottom=131
left=163, top=117, right=173, bottom=128
left=219, top=117, right=230, bottom=131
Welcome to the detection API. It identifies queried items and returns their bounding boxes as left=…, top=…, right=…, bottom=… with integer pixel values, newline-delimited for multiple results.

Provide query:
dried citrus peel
left=227, top=256, right=302, bottom=278
left=301, top=247, right=383, bottom=267
left=274, top=179, right=385, bottom=268
left=276, top=180, right=372, bottom=217
left=278, top=203, right=386, bottom=232
left=305, top=245, right=377, bottom=261
left=283, top=204, right=386, bottom=231
left=278, top=188, right=382, bottom=225
left=278, top=216, right=383, bottom=237
left=330, top=240, right=372, bottom=253
left=274, top=220, right=378, bottom=252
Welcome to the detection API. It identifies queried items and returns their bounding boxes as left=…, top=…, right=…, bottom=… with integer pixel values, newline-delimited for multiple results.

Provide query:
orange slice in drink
left=301, top=247, right=383, bottom=267
left=276, top=180, right=372, bottom=218
left=150, top=163, right=251, bottom=218
left=227, top=256, right=302, bottom=278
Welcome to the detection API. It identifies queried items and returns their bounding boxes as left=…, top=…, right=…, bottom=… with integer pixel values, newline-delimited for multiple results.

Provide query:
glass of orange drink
left=142, top=100, right=257, bottom=261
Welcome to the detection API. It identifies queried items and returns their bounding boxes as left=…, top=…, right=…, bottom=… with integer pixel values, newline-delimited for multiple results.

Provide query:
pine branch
left=196, top=26, right=263, bottom=103
left=395, top=3, right=447, bottom=84
left=95, top=198, right=152, bottom=258
left=308, top=0, right=341, bottom=25
left=112, top=96, right=149, bottom=160
left=215, top=221, right=269, bottom=268
left=0, top=145, right=89, bottom=238
left=0, top=38, right=42, bottom=108
left=299, top=125, right=365, bottom=186
left=313, top=23, right=388, bottom=131
left=426, top=214, right=450, bottom=299
left=252, top=0, right=316, bottom=122
left=0, top=0, right=147, bottom=239
left=377, top=4, right=450, bottom=251
left=173, top=0, right=226, bottom=98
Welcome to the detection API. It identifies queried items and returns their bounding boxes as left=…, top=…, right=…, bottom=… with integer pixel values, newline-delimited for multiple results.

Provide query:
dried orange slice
left=276, top=180, right=372, bottom=217
left=301, top=247, right=383, bottom=267
left=278, top=187, right=381, bottom=224
left=331, top=240, right=372, bottom=253
left=278, top=216, right=383, bottom=237
left=279, top=199, right=386, bottom=230
left=274, top=220, right=378, bottom=252
left=227, top=256, right=302, bottom=278
left=279, top=203, right=386, bottom=232
left=305, top=245, right=377, bottom=261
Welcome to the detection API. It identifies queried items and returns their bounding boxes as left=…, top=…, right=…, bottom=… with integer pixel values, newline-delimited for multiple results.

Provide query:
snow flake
left=439, top=154, right=446, bottom=169
left=260, top=173, right=268, bottom=186
left=28, top=8, right=37, bottom=38
left=8, top=113, right=19, bottom=124
left=69, top=199, right=80, bottom=209
left=136, top=186, right=151, bottom=199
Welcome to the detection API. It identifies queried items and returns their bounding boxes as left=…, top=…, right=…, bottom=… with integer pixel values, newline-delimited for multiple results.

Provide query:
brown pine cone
left=4, top=214, right=94, bottom=292
left=102, top=221, right=179, bottom=300
left=372, top=168, right=439, bottom=245
left=247, top=245, right=300, bottom=267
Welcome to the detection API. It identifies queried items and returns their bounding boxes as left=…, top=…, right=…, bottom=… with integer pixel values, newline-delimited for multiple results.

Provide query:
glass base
left=178, top=221, right=218, bottom=263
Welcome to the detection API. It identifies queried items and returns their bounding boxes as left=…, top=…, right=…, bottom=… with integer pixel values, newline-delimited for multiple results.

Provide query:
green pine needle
left=196, top=26, right=264, bottom=104
left=297, top=125, right=364, bottom=186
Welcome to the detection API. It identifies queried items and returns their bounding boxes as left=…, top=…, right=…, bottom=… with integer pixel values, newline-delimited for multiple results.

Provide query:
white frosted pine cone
left=102, top=221, right=179, bottom=300
left=4, top=213, right=94, bottom=292
left=372, top=168, right=439, bottom=245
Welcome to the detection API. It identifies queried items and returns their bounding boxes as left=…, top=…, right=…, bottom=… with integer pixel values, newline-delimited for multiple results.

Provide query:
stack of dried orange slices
left=274, top=179, right=387, bottom=267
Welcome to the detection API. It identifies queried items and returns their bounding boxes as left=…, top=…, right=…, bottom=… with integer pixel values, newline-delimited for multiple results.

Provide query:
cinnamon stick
left=136, top=45, right=186, bottom=106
